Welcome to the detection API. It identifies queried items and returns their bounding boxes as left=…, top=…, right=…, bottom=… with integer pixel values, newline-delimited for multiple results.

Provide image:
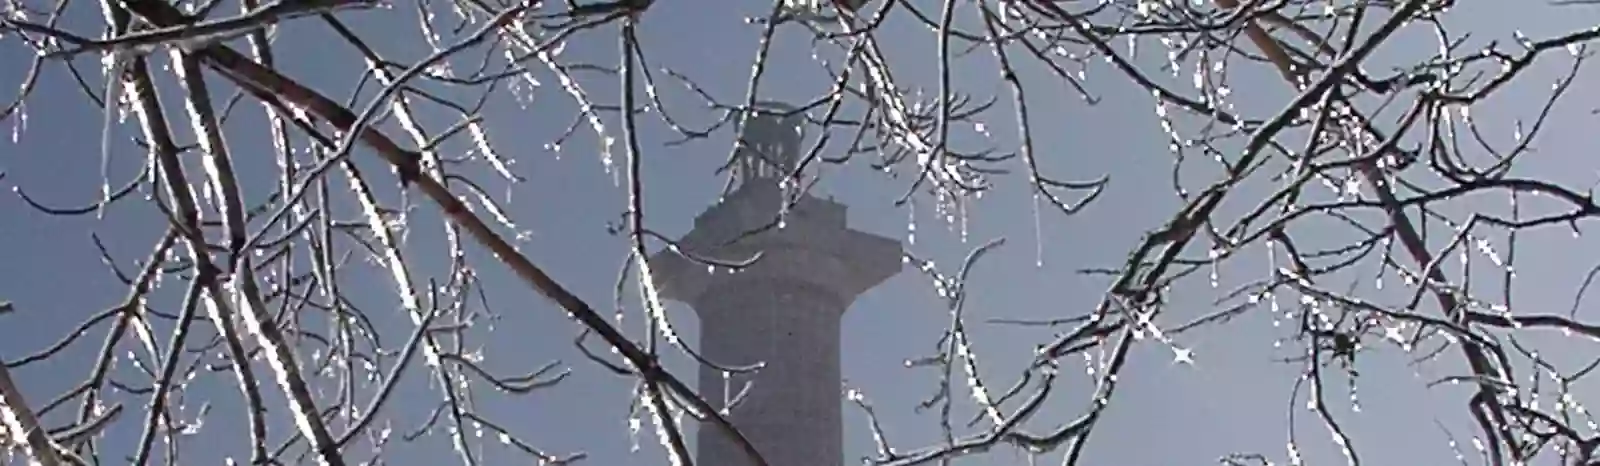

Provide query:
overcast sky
left=6, top=1, right=1600, bottom=465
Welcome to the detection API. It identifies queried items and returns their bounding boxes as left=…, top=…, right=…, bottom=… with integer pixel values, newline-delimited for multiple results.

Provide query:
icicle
left=99, top=50, right=131, bottom=220
left=1032, top=191, right=1044, bottom=267
left=9, top=101, right=22, bottom=143
left=777, top=177, right=791, bottom=230
left=1208, top=248, right=1222, bottom=288
left=627, top=416, right=642, bottom=452
left=906, top=200, right=917, bottom=246
left=958, top=195, right=969, bottom=243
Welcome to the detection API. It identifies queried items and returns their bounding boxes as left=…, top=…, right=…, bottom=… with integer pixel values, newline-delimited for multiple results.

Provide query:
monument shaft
left=692, top=281, right=845, bottom=466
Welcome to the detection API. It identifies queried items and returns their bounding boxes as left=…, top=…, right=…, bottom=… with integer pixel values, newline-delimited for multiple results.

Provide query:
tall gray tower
left=648, top=103, right=903, bottom=466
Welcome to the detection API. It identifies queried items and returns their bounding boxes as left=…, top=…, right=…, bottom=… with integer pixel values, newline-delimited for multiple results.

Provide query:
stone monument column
left=649, top=104, right=902, bottom=466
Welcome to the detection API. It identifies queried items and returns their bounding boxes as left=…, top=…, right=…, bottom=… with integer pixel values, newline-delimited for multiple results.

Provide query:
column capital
left=647, top=187, right=902, bottom=308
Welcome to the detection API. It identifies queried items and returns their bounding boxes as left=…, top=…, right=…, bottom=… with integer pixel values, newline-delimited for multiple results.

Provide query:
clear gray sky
left=5, top=1, right=1600, bottom=465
